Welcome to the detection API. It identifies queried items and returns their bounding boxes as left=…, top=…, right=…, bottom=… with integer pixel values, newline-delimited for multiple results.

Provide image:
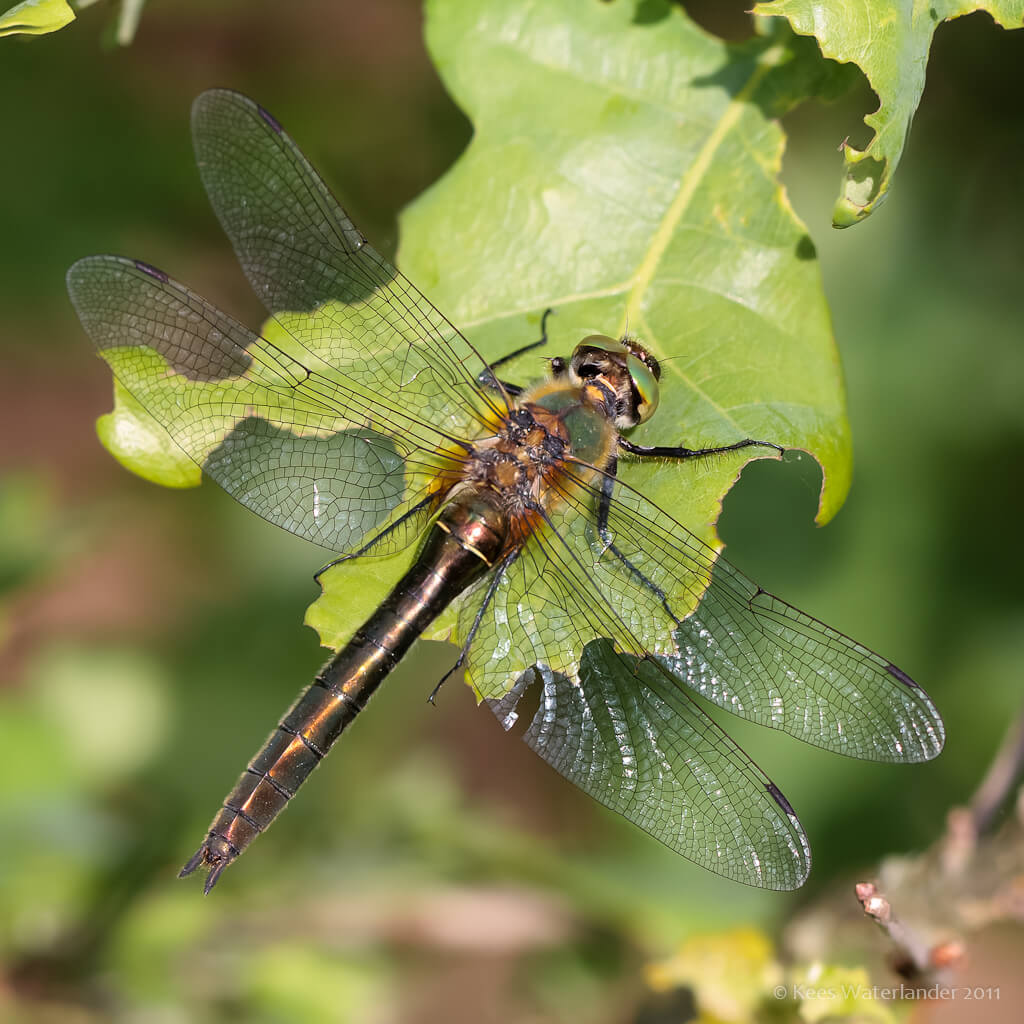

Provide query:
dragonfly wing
left=67, top=255, right=459, bottom=555
left=459, top=465, right=694, bottom=705
left=458, top=493, right=808, bottom=887
left=190, top=89, right=502, bottom=438
left=561, top=467, right=946, bottom=763
left=486, top=641, right=811, bottom=890
left=459, top=514, right=644, bottom=697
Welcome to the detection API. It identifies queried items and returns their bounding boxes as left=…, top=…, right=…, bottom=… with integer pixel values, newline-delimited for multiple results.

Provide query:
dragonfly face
left=67, top=90, right=945, bottom=894
left=557, top=334, right=662, bottom=428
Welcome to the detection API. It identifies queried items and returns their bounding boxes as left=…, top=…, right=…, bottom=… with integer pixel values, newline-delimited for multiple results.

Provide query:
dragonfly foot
left=179, top=832, right=238, bottom=894
left=428, top=660, right=464, bottom=704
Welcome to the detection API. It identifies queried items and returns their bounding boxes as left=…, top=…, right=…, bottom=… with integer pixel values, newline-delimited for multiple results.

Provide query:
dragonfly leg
left=428, top=549, right=519, bottom=703
left=609, top=437, right=782, bottom=620
left=619, top=436, right=784, bottom=460
left=595, top=456, right=681, bottom=626
left=476, top=308, right=556, bottom=396
left=314, top=492, right=437, bottom=581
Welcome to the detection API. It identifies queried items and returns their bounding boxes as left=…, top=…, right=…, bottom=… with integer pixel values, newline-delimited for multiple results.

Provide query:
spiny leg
left=604, top=437, right=783, bottom=620
left=428, top=549, right=519, bottom=703
left=619, top=437, right=784, bottom=459
left=476, top=308, right=556, bottom=397
left=596, top=456, right=681, bottom=627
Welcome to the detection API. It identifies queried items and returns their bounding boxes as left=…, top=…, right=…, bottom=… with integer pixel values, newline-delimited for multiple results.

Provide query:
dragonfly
left=67, top=90, right=944, bottom=894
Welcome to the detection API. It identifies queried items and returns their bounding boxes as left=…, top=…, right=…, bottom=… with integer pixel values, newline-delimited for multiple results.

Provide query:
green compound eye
left=627, top=353, right=660, bottom=423
left=577, top=334, right=621, bottom=353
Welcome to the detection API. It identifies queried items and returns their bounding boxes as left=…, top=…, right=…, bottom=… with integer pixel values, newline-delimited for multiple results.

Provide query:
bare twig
left=968, top=706, right=1024, bottom=835
left=855, top=881, right=936, bottom=977
left=939, top=704, right=1024, bottom=876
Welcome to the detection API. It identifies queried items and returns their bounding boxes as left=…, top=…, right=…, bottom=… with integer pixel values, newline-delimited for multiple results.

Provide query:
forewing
left=190, top=88, right=502, bottom=438
left=67, top=255, right=461, bottom=554
left=571, top=467, right=945, bottom=764
left=487, top=641, right=810, bottom=890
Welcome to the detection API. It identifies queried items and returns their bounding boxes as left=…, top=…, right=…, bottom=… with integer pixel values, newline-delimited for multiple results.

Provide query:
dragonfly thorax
left=464, top=404, right=572, bottom=513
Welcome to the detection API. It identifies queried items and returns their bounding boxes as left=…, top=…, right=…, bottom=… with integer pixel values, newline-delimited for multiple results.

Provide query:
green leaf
left=754, top=0, right=1024, bottom=226
left=311, top=0, right=850, bottom=654
left=307, top=542, right=460, bottom=652
left=96, top=378, right=201, bottom=489
left=412, top=6, right=846, bottom=511
left=0, top=0, right=74, bottom=37
left=93, top=1, right=851, bottom=662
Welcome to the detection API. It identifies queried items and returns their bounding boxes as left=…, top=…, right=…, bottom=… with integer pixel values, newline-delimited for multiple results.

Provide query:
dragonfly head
left=565, top=334, right=661, bottom=429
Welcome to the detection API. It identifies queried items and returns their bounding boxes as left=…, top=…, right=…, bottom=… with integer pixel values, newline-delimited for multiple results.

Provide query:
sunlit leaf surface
left=313, top=0, right=855, bottom=650
left=404, top=0, right=851, bottom=518
left=95, top=0, right=854, bottom=639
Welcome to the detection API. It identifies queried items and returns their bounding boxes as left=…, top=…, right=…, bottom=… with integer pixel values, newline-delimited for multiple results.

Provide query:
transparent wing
left=190, top=89, right=503, bottom=438
left=457, top=458, right=940, bottom=884
left=67, top=255, right=468, bottom=554
left=473, top=461, right=944, bottom=764
left=457, top=486, right=810, bottom=888
left=486, top=642, right=811, bottom=890
left=460, top=508, right=649, bottom=697
left=591, top=470, right=944, bottom=763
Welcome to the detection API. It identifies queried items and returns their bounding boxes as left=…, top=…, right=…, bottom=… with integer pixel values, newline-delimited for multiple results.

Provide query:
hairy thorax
left=454, top=380, right=617, bottom=552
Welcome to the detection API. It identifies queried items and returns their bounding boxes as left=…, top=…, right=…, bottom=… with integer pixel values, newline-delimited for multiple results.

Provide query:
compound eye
left=577, top=334, right=622, bottom=354
left=570, top=335, right=623, bottom=381
left=627, top=354, right=660, bottom=423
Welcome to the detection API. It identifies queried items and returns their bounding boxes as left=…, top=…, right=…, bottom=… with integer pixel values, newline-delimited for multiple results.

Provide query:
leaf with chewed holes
left=88, top=0, right=852, bottom=662
left=753, top=0, right=1024, bottom=226
left=311, top=0, right=852, bottom=656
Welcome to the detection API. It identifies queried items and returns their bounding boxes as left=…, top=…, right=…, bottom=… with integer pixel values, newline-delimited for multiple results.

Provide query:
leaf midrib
left=457, top=36, right=785, bottom=393
left=618, top=46, right=782, bottom=344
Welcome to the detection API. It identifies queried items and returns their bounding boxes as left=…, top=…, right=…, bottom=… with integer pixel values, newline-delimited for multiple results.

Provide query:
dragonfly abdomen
left=180, top=491, right=507, bottom=892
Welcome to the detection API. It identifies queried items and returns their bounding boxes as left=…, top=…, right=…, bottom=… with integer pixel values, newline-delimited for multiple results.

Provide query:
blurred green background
left=1, top=1, right=1023, bottom=1021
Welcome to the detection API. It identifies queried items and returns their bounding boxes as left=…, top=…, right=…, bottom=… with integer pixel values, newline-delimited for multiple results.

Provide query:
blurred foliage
left=0, top=473, right=56, bottom=598
left=646, top=927, right=899, bottom=1022
left=645, top=927, right=783, bottom=1020
left=753, top=0, right=1024, bottom=226
left=1, top=0, right=1024, bottom=1022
